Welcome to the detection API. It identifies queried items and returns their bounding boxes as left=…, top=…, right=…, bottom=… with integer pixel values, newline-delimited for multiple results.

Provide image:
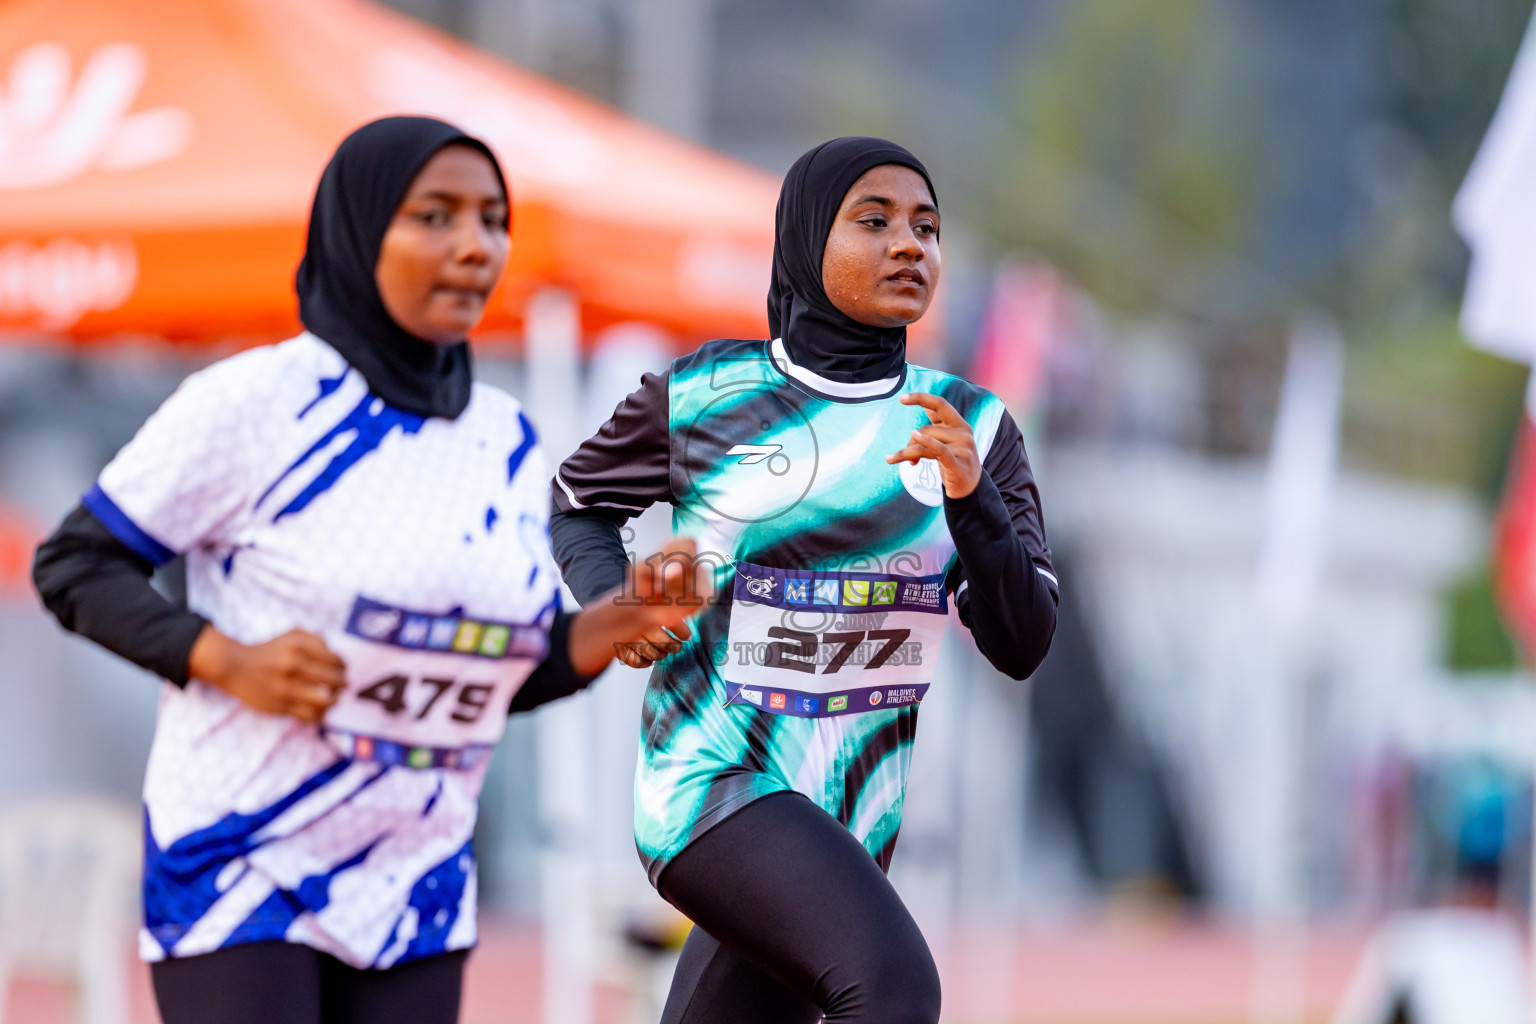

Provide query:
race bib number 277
left=722, top=561, right=948, bottom=718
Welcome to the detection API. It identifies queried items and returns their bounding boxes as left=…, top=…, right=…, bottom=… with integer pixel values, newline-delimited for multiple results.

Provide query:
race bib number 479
left=322, top=597, right=547, bottom=770
left=722, top=561, right=947, bottom=718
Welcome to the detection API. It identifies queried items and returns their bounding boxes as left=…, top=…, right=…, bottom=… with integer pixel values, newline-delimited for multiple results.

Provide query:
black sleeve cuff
left=940, top=472, right=1056, bottom=679
left=943, top=472, right=1015, bottom=544
left=507, top=608, right=602, bottom=714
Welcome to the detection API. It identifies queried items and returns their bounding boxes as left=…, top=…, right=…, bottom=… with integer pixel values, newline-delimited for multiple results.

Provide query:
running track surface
left=1, top=917, right=1371, bottom=1024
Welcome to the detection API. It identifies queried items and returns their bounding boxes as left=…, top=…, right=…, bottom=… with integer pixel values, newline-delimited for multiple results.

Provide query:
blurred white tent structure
left=0, top=796, right=139, bottom=1024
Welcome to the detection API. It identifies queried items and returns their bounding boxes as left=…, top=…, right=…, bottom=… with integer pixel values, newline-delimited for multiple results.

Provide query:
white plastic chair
left=0, top=796, right=140, bottom=1024
left=1333, top=908, right=1532, bottom=1024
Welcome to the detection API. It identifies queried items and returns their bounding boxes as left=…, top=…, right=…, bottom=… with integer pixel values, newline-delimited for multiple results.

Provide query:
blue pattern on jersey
left=142, top=760, right=354, bottom=955
left=297, top=369, right=350, bottom=420
left=219, top=840, right=379, bottom=949
left=256, top=394, right=426, bottom=522
left=374, top=839, right=473, bottom=966
left=82, top=483, right=175, bottom=566
left=506, top=412, right=538, bottom=482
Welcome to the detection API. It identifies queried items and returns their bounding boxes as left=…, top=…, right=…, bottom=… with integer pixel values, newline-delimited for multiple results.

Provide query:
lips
left=434, top=284, right=490, bottom=303
left=887, top=269, right=925, bottom=287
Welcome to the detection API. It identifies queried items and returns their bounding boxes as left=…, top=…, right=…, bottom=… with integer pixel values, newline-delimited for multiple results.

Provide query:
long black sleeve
left=507, top=609, right=602, bottom=713
left=32, top=502, right=207, bottom=686
left=36, top=502, right=601, bottom=706
left=550, top=368, right=673, bottom=606
left=549, top=510, right=629, bottom=606
left=945, top=410, right=1058, bottom=680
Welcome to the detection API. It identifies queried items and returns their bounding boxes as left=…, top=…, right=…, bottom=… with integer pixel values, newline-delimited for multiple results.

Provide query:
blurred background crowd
left=3, top=0, right=1536, bottom=1021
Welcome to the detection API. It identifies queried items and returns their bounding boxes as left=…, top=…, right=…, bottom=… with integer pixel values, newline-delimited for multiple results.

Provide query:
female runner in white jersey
left=32, top=116, right=706, bottom=1024
left=551, top=137, right=1058, bottom=1023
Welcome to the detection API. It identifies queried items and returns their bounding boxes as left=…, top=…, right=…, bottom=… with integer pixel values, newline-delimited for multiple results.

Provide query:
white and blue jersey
left=85, top=332, right=559, bottom=969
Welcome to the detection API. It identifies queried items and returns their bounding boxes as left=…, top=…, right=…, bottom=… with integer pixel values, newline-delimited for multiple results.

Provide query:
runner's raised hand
left=884, top=391, right=981, bottom=499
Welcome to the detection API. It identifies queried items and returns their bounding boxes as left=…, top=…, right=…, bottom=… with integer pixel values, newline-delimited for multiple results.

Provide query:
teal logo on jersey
left=785, top=580, right=809, bottom=603
left=814, top=579, right=838, bottom=605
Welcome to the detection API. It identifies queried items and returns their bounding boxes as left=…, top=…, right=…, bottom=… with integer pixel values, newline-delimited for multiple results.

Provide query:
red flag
left=969, top=262, right=1071, bottom=419
left=1491, top=416, right=1536, bottom=655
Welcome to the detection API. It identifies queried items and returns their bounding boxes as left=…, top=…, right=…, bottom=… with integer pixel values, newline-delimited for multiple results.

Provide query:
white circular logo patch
left=868, top=690, right=883, bottom=706
left=898, top=457, right=944, bottom=507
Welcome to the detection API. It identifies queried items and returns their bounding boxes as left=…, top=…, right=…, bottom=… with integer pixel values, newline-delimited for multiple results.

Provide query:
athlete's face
left=375, top=145, right=510, bottom=344
left=820, top=164, right=940, bottom=329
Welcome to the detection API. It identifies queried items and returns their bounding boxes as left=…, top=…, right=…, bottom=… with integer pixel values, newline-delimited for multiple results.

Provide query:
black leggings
left=656, top=791, right=941, bottom=1024
left=150, top=941, right=467, bottom=1024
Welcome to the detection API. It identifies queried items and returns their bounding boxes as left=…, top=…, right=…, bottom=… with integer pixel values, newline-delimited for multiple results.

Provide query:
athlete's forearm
left=549, top=508, right=630, bottom=605
left=559, top=537, right=712, bottom=677
left=32, top=502, right=208, bottom=686
left=944, top=474, right=1056, bottom=679
left=563, top=592, right=674, bottom=677
left=508, top=610, right=601, bottom=713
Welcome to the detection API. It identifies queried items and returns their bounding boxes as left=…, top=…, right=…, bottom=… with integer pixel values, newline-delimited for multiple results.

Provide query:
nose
left=889, top=222, right=924, bottom=261
left=454, top=216, right=495, bottom=265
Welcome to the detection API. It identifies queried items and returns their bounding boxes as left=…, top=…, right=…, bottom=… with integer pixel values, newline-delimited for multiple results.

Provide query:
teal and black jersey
left=552, top=338, right=1057, bottom=882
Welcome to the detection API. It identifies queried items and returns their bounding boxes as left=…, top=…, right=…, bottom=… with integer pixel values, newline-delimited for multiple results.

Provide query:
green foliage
left=1342, top=312, right=1528, bottom=495
left=1343, top=0, right=1536, bottom=320
left=981, top=0, right=1265, bottom=315
left=1444, top=566, right=1521, bottom=671
left=1386, top=0, right=1535, bottom=188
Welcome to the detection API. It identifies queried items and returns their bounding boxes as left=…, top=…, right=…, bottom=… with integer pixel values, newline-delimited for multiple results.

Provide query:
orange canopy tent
left=0, top=0, right=787, bottom=345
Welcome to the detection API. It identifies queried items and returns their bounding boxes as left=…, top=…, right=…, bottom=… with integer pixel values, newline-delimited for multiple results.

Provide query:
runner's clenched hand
left=188, top=627, right=347, bottom=723
left=614, top=538, right=714, bottom=668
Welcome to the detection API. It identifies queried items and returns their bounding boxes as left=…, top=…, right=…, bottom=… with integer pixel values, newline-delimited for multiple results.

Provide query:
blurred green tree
left=983, top=0, right=1268, bottom=319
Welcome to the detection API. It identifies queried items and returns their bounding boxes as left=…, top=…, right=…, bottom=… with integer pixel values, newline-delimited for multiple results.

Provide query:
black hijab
left=767, top=136, right=936, bottom=384
left=296, top=116, right=508, bottom=420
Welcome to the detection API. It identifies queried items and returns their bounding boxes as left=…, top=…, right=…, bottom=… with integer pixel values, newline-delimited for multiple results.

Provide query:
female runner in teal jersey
left=551, top=137, right=1058, bottom=1024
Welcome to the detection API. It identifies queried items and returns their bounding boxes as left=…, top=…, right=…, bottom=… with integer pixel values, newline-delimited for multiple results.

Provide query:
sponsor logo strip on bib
left=732, top=564, right=948, bottom=614
left=323, top=728, right=495, bottom=771
left=728, top=682, right=928, bottom=717
left=346, top=596, right=548, bottom=660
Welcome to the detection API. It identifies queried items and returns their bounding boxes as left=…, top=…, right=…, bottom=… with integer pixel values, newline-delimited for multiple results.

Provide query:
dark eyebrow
left=412, top=189, right=508, bottom=206
left=847, top=194, right=939, bottom=215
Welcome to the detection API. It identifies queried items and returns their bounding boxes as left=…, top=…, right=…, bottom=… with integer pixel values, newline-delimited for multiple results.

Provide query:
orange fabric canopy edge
left=0, top=0, right=941, bottom=355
